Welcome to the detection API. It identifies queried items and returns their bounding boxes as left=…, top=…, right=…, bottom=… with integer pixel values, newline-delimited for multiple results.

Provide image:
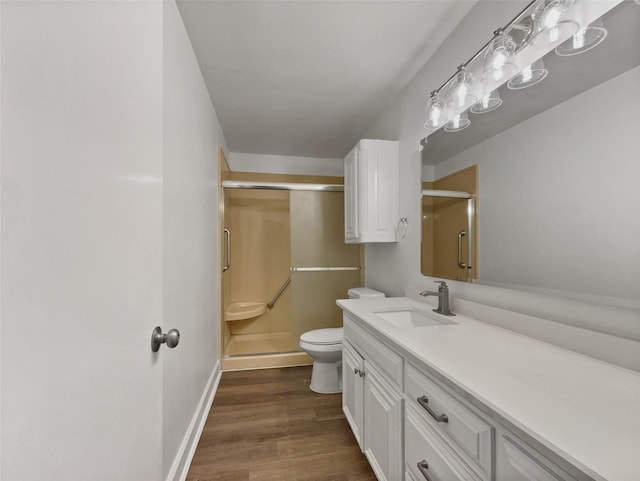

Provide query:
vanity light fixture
left=444, top=112, right=470, bottom=132
left=470, top=89, right=502, bottom=114
left=451, top=65, right=478, bottom=109
left=424, top=90, right=447, bottom=130
left=555, top=18, right=607, bottom=56
left=507, top=58, right=548, bottom=89
left=483, top=28, right=518, bottom=82
left=530, top=0, right=579, bottom=47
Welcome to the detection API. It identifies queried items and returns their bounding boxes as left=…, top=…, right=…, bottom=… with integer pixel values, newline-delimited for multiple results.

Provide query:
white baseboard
left=165, top=360, right=222, bottom=481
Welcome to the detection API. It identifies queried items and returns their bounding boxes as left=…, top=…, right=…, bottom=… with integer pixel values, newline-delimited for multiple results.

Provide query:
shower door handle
left=457, top=230, right=467, bottom=268
left=223, top=228, right=231, bottom=272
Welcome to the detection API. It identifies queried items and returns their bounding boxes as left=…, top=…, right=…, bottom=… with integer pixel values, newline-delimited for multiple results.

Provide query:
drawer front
left=406, top=403, right=483, bottom=481
left=499, top=436, right=580, bottom=481
left=344, top=316, right=403, bottom=387
left=405, top=363, right=493, bottom=477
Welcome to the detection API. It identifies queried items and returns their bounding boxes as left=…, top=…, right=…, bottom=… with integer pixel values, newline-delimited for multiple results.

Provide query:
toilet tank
left=348, top=287, right=385, bottom=299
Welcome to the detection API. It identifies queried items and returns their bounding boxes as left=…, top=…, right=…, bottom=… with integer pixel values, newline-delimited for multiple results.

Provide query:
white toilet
left=299, top=287, right=385, bottom=394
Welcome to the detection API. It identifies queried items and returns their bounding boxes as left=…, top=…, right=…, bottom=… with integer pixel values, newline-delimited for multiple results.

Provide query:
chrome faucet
left=420, top=281, right=455, bottom=316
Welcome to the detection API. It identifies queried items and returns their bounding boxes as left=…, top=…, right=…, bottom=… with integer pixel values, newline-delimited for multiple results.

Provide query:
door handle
left=457, top=230, right=467, bottom=268
left=223, top=228, right=231, bottom=272
left=151, top=327, right=180, bottom=352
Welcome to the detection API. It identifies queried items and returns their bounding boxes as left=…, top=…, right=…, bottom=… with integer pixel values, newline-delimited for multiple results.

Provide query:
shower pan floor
left=226, top=331, right=298, bottom=357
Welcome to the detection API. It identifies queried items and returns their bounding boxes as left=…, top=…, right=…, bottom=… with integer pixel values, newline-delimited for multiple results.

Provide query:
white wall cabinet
left=342, top=312, right=592, bottom=481
left=344, top=139, right=399, bottom=243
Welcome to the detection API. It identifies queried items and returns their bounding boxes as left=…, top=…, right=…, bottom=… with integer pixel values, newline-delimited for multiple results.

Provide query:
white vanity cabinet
left=344, top=139, right=399, bottom=244
left=342, top=316, right=404, bottom=481
left=340, top=303, right=599, bottom=481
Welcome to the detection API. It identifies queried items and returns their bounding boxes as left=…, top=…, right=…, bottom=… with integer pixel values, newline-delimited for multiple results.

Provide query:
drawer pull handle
left=417, top=395, right=449, bottom=423
left=353, top=368, right=365, bottom=377
left=417, top=460, right=434, bottom=481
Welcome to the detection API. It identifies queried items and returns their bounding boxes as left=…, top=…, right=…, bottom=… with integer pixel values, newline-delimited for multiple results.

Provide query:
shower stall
left=221, top=179, right=362, bottom=369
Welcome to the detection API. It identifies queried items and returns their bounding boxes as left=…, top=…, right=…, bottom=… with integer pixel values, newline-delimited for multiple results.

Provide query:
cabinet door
left=343, top=340, right=365, bottom=449
left=364, top=362, right=404, bottom=481
left=344, top=148, right=359, bottom=241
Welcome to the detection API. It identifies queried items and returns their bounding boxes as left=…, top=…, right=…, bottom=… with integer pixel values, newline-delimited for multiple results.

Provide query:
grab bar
left=223, top=228, right=231, bottom=272
left=457, top=230, right=467, bottom=268
left=290, top=267, right=360, bottom=272
left=267, top=277, right=291, bottom=309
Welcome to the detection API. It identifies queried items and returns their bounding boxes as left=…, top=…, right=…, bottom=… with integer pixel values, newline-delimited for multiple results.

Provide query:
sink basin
left=375, top=308, right=456, bottom=328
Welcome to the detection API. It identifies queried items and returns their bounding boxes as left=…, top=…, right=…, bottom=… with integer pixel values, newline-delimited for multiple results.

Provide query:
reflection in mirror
left=421, top=1, right=640, bottom=307
left=421, top=166, right=477, bottom=282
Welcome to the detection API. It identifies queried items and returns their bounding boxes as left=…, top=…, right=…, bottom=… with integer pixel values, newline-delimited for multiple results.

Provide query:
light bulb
left=493, top=52, right=507, bottom=70
left=424, top=91, right=446, bottom=130
left=531, top=0, right=578, bottom=47
left=483, top=29, right=517, bottom=83
left=507, top=58, right=548, bottom=90
left=555, top=18, right=607, bottom=56
left=542, top=4, right=562, bottom=29
left=471, top=90, right=502, bottom=114
left=444, top=111, right=470, bottom=132
left=451, top=65, right=477, bottom=109
left=456, top=84, right=468, bottom=105
left=573, top=27, right=586, bottom=49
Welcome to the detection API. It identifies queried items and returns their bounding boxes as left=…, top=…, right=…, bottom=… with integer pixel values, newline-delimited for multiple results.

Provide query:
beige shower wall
left=226, top=188, right=291, bottom=335
left=223, top=172, right=352, bottom=339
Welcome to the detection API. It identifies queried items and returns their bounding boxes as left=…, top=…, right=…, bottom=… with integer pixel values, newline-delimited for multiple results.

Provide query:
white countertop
left=337, top=297, right=640, bottom=481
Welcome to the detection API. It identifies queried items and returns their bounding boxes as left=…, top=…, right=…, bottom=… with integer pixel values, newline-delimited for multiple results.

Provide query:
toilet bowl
left=300, top=328, right=344, bottom=394
left=299, top=287, right=385, bottom=394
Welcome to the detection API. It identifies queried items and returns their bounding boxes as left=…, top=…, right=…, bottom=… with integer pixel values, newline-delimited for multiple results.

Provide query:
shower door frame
left=219, top=176, right=362, bottom=371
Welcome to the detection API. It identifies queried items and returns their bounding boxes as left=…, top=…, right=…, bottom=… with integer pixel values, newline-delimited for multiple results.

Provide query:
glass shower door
left=289, top=190, right=362, bottom=346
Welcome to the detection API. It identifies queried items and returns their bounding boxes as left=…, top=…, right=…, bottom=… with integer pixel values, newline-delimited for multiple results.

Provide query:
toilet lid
left=300, top=327, right=343, bottom=345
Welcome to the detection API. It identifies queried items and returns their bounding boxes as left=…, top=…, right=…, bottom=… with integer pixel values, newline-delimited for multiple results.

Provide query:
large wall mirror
left=420, top=0, right=640, bottom=307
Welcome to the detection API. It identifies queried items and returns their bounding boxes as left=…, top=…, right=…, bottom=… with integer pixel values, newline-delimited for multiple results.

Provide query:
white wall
left=163, top=2, right=226, bottom=479
left=162, top=2, right=226, bottom=480
left=229, top=152, right=343, bottom=177
left=360, top=0, right=640, bottom=362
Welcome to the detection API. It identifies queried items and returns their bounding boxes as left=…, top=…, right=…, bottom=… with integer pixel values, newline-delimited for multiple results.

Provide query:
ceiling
left=176, top=1, right=476, bottom=159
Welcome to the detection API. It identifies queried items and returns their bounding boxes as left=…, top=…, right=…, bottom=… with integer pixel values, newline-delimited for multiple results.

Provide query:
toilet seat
left=300, top=327, right=343, bottom=345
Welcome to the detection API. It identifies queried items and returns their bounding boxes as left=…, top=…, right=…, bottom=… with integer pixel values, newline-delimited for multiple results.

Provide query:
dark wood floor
left=186, top=366, right=377, bottom=481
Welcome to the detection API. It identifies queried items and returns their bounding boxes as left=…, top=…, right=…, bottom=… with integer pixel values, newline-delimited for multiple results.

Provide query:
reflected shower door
left=430, top=196, right=472, bottom=282
left=290, top=191, right=361, bottom=346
